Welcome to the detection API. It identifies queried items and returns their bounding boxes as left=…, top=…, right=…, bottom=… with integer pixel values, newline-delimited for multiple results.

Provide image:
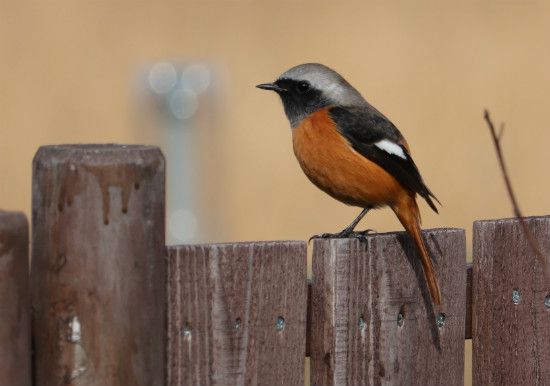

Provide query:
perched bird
left=257, top=63, right=441, bottom=304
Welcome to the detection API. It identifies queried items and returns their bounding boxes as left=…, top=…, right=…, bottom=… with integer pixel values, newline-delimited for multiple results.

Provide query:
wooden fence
left=0, top=144, right=548, bottom=385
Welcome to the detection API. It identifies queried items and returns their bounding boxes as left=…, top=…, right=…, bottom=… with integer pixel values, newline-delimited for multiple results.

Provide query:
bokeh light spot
left=169, top=87, right=198, bottom=120
left=182, top=64, right=211, bottom=94
left=148, top=62, right=178, bottom=94
left=168, top=209, right=198, bottom=242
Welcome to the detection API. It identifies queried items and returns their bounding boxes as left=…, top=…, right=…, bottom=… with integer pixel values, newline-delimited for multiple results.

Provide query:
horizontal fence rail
left=1, top=144, right=550, bottom=385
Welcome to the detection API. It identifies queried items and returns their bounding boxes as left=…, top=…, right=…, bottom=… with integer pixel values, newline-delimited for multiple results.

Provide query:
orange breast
left=292, top=108, right=405, bottom=208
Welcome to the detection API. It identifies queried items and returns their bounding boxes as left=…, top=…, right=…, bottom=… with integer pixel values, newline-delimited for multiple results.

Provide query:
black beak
left=256, top=83, right=286, bottom=93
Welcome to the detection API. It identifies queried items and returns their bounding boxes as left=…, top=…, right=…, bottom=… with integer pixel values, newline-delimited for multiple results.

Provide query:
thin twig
left=484, top=109, right=550, bottom=286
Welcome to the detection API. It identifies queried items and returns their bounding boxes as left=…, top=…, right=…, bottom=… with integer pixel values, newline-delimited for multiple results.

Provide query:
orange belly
left=292, top=108, right=405, bottom=208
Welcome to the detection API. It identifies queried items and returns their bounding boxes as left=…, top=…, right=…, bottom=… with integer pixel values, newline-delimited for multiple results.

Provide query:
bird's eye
left=296, top=81, right=310, bottom=93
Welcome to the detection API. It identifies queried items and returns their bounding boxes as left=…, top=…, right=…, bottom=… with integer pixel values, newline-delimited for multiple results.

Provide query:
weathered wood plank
left=473, top=216, right=550, bottom=385
left=0, top=211, right=31, bottom=386
left=167, top=241, right=307, bottom=386
left=32, top=145, right=166, bottom=386
left=308, top=262, right=472, bottom=356
left=306, top=278, right=312, bottom=357
left=465, top=263, right=473, bottom=340
left=310, top=228, right=466, bottom=386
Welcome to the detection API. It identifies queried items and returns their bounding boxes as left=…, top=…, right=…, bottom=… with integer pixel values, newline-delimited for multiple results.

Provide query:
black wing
left=329, top=105, right=439, bottom=212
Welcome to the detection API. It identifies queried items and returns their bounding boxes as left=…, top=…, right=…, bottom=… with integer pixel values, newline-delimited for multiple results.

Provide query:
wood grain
left=310, top=228, right=466, bottom=386
left=465, top=263, right=472, bottom=340
left=167, top=241, right=307, bottom=386
left=32, top=145, right=166, bottom=386
left=307, top=263, right=472, bottom=357
left=473, top=216, right=550, bottom=385
left=0, top=211, right=31, bottom=386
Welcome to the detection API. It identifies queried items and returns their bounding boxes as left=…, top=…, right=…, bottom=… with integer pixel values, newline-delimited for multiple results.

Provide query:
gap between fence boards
left=304, top=262, right=473, bottom=357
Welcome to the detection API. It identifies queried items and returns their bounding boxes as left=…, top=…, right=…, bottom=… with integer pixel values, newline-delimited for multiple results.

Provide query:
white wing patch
left=374, top=139, right=407, bottom=159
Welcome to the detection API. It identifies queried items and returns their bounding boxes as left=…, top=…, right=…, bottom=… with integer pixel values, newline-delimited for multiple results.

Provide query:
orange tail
left=393, top=194, right=441, bottom=305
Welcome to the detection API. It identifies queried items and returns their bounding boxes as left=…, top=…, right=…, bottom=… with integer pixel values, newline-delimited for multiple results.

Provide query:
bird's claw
left=308, top=229, right=376, bottom=243
left=350, top=229, right=376, bottom=238
left=308, top=232, right=342, bottom=242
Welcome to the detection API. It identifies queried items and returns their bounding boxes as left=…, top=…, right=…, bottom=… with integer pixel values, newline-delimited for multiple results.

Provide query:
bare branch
left=484, top=109, right=549, bottom=286
left=497, top=123, right=505, bottom=141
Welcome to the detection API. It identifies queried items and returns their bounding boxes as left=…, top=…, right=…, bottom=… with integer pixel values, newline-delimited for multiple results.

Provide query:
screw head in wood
left=358, top=316, right=365, bottom=330
left=397, top=313, right=405, bottom=327
left=512, top=289, right=521, bottom=305
left=436, top=313, right=446, bottom=328
left=235, top=318, right=241, bottom=330
left=182, top=324, right=192, bottom=339
left=276, top=316, right=285, bottom=331
left=545, top=295, right=550, bottom=310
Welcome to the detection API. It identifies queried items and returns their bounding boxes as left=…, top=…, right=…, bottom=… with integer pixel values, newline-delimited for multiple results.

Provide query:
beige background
left=3, top=1, right=550, bottom=384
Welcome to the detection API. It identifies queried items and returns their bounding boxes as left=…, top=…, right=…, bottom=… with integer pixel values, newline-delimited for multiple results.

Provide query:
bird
left=257, top=63, right=441, bottom=304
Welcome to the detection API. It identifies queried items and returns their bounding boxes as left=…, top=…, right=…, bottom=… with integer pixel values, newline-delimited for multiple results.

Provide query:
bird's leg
left=310, top=207, right=375, bottom=241
left=340, top=207, right=370, bottom=235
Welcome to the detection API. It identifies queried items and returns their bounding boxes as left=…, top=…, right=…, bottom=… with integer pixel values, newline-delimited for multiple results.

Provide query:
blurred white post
left=145, top=62, right=213, bottom=244
left=165, top=120, right=198, bottom=244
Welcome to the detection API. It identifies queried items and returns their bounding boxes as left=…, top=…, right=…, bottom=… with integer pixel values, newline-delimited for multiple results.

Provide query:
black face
left=273, top=78, right=331, bottom=127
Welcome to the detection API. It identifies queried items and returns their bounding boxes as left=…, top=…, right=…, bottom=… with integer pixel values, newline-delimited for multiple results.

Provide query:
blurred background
left=2, top=1, right=550, bottom=384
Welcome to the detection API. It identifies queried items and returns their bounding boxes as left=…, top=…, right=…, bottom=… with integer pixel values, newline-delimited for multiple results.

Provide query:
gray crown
left=279, top=63, right=367, bottom=107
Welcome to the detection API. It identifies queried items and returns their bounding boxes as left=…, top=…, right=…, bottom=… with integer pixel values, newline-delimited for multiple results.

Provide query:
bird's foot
left=349, top=229, right=376, bottom=239
left=309, top=229, right=376, bottom=243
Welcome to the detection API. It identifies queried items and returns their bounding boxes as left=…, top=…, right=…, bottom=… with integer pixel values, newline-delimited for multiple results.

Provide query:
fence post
left=31, top=145, right=165, bottom=385
left=0, top=211, right=31, bottom=386
left=167, top=241, right=307, bottom=385
left=310, top=229, right=466, bottom=386
left=472, top=216, right=550, bottom=385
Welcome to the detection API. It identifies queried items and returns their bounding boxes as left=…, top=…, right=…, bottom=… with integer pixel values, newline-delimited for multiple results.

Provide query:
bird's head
left=257, top=63, right=366, bottom=128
